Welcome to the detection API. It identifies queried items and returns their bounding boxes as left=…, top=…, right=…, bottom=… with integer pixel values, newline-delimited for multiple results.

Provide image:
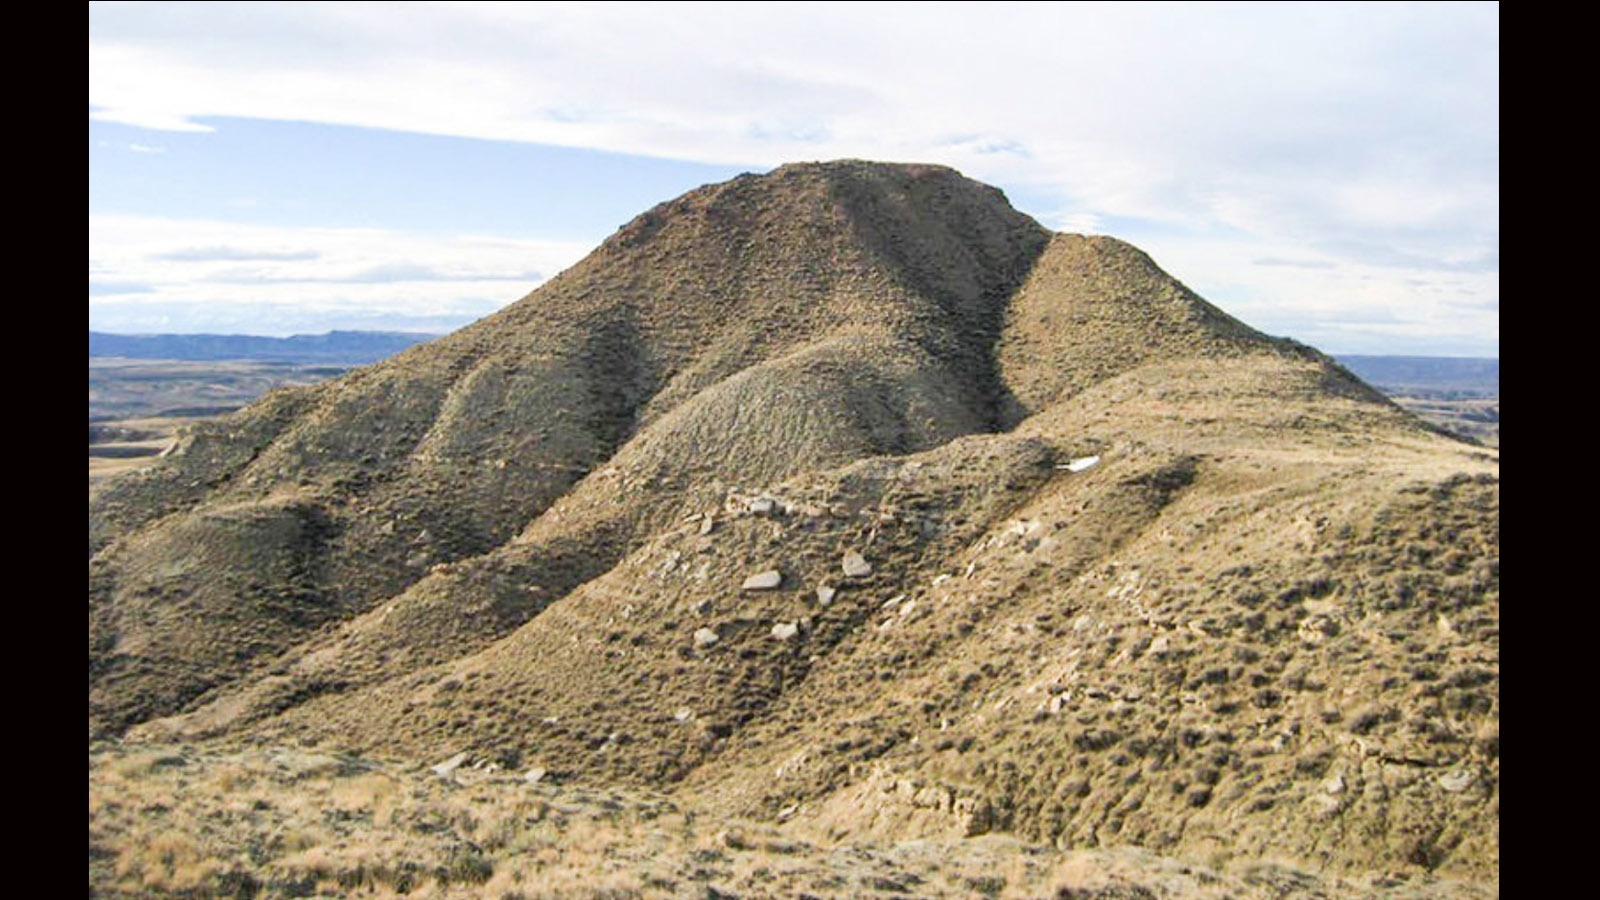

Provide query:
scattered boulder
left=771, top=622, right=800, bottom=641
left=748, top=498, right=775, bottom=515
left=816, top=585, right=837, bottom=606
left=694, top=627, right=720, bottom=648
left=699, top=516, right=716, bottom=536
left=523, top=766, right=546, bottom=783
left=742, top=570, right=783, bottom=591
left=842, top=552, right=872, bottom=578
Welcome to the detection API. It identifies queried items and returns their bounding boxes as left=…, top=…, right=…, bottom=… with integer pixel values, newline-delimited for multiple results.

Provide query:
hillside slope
left=90, top=161, right=1497, bottom=885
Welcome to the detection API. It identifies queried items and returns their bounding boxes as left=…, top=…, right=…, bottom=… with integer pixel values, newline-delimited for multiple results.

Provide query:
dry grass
left=89, top=741, right=1495, bottom=899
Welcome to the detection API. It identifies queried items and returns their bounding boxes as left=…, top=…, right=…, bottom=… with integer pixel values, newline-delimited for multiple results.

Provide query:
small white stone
left=1060, top=455, right=1101, bottom=473
left=842, top=552, right=872, bottom=578
left=743, top=570, right=783, bottom=590
left=430, top=752, right=469, bottom=778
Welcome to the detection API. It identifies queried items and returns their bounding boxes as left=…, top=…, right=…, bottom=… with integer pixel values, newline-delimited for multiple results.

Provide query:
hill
left=89, top=330, right=440, bottom=364
left=89, top=161, right=1497, bottom=896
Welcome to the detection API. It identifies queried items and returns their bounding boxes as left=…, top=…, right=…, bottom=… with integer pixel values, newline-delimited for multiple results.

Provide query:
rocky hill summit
left=90, top=161, right=1498, bottom=891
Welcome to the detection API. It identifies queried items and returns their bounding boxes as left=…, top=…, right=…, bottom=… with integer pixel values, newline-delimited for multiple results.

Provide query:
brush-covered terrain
left=89, top=161, right=1498, bottom=898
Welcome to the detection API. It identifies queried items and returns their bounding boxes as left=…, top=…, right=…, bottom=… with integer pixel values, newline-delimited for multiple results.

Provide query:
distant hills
left=1335, top=354, right=1498, bottom=398
left=88, top=329, right=440, bottom=364
left=92, top=341, right=1497, bottom=399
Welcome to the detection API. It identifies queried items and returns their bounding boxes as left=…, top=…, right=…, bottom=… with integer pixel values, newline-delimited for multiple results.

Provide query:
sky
left=89, top=1, right=1498, bottom=356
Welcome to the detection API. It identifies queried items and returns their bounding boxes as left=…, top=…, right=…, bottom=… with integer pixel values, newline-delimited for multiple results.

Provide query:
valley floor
left=1388, top=398, right=1498, bottom=448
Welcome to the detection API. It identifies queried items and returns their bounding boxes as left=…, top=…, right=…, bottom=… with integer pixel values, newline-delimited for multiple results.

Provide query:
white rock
left=842, top=552, right=873, bottom=578
left=816, top=585, right=837, bottom=606
left=694, top=627, right=720, bottom=648
left=1060, top=455, right=1101, bottom=473
left=742, top=570, right=783, bottom=590
left=748, top=497, right=775, bottom=515
left=771, top=622, right=800, bottom=640
left=699, top=516, right=716, bottom=536
left=431, top=752, right=470, bottom=778
left=1438, top=769, right=1475, bottom=793
left=524, top=767, right=546, bottom=783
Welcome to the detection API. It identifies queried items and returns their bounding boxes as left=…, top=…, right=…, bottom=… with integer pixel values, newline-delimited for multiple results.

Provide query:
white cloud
left=88, top=1, right=1497, bottom=353
left=89, top=214, right=592, bottom=334
left=153, top=246, right=321, bottom=262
